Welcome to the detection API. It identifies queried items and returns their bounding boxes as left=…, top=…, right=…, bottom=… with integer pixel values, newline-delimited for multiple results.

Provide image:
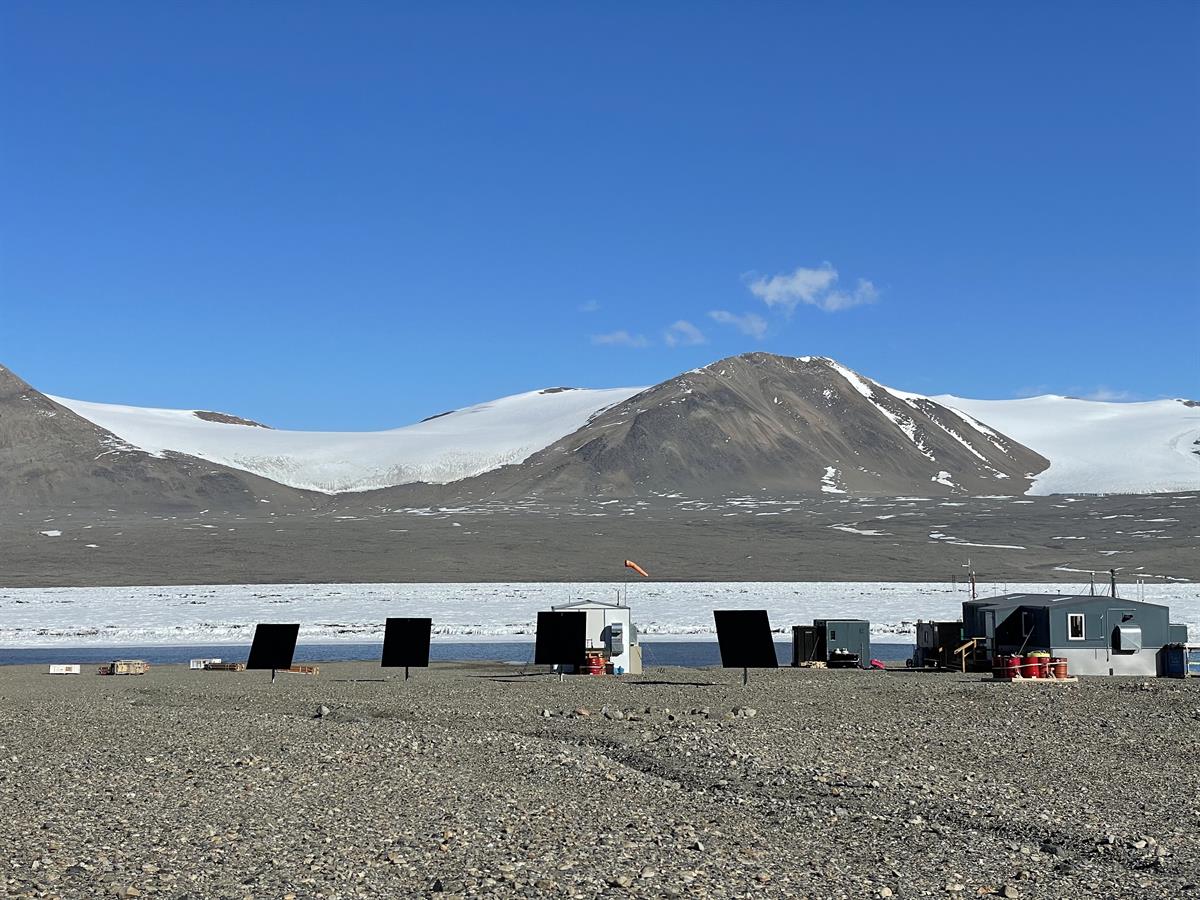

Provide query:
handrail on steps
left=954, top=637, right=980, bottom=673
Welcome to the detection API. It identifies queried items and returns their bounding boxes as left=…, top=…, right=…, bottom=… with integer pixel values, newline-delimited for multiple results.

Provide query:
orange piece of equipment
left=624, top=559, right=649, bottom=578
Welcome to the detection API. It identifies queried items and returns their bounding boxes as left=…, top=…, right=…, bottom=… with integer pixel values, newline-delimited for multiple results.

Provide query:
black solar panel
left=381, top=617, right=432, bottom=668
left=534, top=610, right=586, bottom=667
left=246, top=623, right=300, bottom=670
left=713, top=610, right=778, bottom=668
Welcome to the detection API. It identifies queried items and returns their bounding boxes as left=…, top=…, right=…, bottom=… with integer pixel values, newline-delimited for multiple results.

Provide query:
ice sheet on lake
left=1, top=581, right=1196, bottom=648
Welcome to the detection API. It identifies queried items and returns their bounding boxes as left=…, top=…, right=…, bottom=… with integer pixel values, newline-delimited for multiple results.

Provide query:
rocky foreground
left=1, top=663, right=1197, bottom=899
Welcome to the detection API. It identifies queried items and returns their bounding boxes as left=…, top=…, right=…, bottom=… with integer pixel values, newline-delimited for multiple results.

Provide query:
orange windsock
left=624, top=559, right=649, bottom=578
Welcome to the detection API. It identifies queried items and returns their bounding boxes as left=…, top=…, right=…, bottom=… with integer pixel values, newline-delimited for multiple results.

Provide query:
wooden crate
left=280, top=665, right=319, bottom=676
left=110, top=659, right=150, bottom=675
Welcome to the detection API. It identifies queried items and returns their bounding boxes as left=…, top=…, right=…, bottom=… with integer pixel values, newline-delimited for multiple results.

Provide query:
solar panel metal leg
left=271, top=668, right=277, bottom=684
left=742, top=666, right=749, bottom=686
left=405, top=666, right=410, bottom=682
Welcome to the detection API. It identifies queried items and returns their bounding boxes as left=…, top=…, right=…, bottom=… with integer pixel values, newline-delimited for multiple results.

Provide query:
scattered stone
left=1, top=660, right=1192, bottom=900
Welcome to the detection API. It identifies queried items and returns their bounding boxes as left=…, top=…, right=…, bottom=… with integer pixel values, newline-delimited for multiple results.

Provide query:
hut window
left=1067, top=613, right=1085, bottom=640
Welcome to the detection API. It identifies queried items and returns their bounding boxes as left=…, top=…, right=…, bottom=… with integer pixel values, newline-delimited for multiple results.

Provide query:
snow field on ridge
left=50, top=386, right=645, bottom=493
left=937, top=394, right=1200, bottom=495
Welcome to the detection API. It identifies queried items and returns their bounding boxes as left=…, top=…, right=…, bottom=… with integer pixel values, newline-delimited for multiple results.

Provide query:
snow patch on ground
left=829, top=524, right=889, bottom=536
left=929, top=532, right=1026, bottom=550
left=821, top=466, right=846, bottom=494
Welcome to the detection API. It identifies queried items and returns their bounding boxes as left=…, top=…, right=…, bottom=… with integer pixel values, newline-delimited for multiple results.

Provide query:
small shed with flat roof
left=792, top=618, right=870, bottom=668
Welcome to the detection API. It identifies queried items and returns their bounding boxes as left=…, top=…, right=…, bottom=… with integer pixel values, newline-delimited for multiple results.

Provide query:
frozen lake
left=2, top=581, right=1196, bottom=648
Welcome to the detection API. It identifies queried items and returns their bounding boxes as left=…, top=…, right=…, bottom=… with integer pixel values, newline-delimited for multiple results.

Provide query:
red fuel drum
left=1050, top=657, right=1069, bottom=679
left=993, top=655, right=1020, bottom=679
left=1021, top=655, right=1042, bottom=678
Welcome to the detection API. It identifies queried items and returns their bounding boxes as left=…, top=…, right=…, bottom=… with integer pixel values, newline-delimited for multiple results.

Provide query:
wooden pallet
left=203, top=662, right=246, bottom=672
left=991, top=675, right=1079, bottom=684
left=280, top=665, right=320, bottom=676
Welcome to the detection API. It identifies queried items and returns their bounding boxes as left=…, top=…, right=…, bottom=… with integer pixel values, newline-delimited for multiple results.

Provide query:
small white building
left=47, top=664, right=81, bottom=675
left=551, top=598, right=642, bottom=675
left=189, top=657, right=222, bottom=670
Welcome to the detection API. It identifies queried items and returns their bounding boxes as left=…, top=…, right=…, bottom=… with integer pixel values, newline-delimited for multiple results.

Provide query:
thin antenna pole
left=1110, top=569, right=1118, bottom=599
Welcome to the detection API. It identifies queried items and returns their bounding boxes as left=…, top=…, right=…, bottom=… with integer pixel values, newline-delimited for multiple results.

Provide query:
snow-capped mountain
left=49, top=386, right=644, bottom=493
left=16, top=354, right=1200, bottom=500
left=456, top=354, right=1047, bottom=498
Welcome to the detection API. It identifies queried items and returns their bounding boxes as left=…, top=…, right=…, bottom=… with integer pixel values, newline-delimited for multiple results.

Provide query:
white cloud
left=1017, top=385, right=1139, bottom=402
left=1081, top=387, right=1135, bottom=402
left=708, top=310, right=768, bottom=339
left=745, top=263, right=878, bottom=313
left=1014, top=385, right=1050, bottom=399
left=819, top=279, right=879, bottom=311
left=664, top=320, right=707, bottom=347
left=591, top=330, right=649, bottom=348
left=578, top=300, right=601, bottom=313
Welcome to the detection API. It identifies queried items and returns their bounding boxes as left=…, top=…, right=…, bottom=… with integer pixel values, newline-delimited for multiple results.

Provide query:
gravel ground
left=1, top=663, right=1198, bottom=899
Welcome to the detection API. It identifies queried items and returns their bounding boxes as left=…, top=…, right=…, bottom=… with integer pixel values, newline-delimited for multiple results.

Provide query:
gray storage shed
left=792, top=618, right=870, bottom=667
left=963, top=593, right=1182, bottom=677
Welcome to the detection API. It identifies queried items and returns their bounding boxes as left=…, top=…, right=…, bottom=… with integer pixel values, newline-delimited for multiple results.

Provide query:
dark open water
left=0, top=641, right=914, bottom=667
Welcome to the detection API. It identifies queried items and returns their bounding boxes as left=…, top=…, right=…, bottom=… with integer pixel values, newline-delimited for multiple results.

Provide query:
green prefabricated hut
left=962, top=593, right=1185, bottom=677
left=792, top=618, right=870, bottom=668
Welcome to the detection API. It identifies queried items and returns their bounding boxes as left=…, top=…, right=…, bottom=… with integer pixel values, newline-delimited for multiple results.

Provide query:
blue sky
left=3, top=2, right=1197, bottom=430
